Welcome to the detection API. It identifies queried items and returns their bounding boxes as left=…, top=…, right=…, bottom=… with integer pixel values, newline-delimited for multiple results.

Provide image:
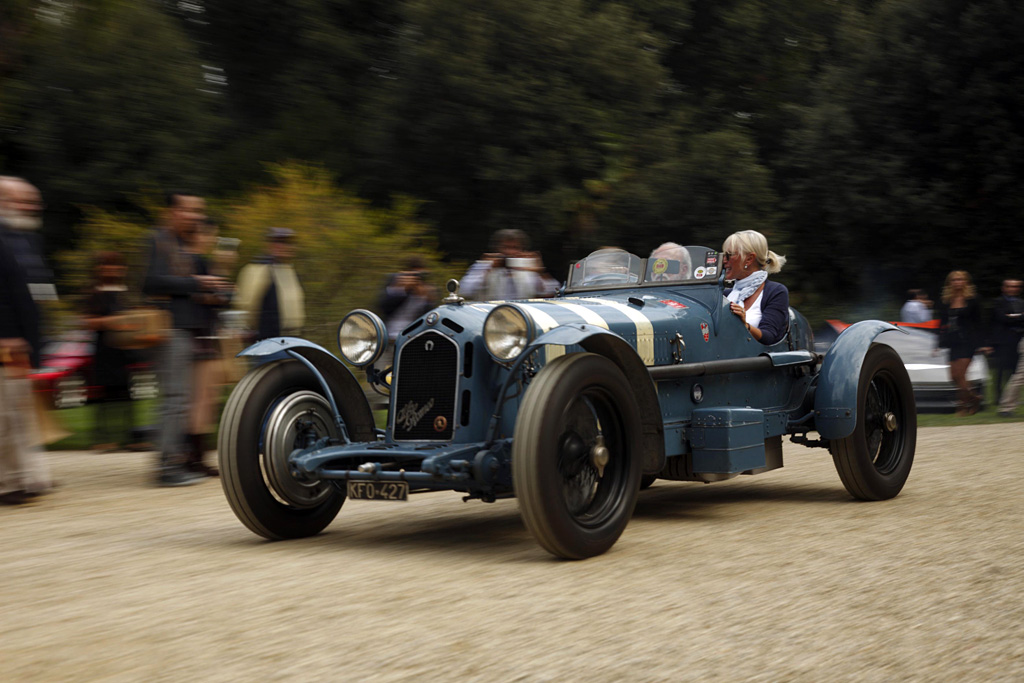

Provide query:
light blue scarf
left=727, top=270, right=767, bottom=303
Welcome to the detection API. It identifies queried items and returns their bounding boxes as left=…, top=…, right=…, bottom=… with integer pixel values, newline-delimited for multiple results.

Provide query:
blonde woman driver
left=722, top=230, right=789, bottom=345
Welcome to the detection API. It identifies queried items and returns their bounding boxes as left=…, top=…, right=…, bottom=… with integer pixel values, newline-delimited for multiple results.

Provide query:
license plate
left=347, top=480, right=409, bottom=501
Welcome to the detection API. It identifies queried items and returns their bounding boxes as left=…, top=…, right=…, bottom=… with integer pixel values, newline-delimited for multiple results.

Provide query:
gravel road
left=2, top=423, right=1023, bottom=682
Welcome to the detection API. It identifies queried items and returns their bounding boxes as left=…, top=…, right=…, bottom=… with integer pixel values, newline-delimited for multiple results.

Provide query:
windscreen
left=565, top=246, right=722, bottom=292
left=567, top=248, right=644, bottom=289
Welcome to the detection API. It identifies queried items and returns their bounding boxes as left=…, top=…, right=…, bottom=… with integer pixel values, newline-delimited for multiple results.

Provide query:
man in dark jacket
left=991, top=279, right=1024, bottom=398
left=142, top=191, right=226, bottom=486
left=0, top=177, right=55, bottom=504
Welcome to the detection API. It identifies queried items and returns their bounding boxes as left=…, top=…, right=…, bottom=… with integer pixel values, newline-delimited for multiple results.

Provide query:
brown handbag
left=107, top=308, right=172, bottom=350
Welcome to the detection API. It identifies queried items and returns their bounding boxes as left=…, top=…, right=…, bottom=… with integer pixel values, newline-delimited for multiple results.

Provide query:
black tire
left=513, top=353, right=643, bottom=559
left=830, top=343, right=916, bottom=500
left=639, top=474, right=657, bottom=490
left=219, top=360, right=349, bottom=540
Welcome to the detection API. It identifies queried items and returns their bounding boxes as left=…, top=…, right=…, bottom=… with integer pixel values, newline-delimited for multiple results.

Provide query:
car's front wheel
left=513, top=353, right=642, bottom=559
left=219, top=360, right=349, bottom=539
left=830, top=343, right=916, bottom=500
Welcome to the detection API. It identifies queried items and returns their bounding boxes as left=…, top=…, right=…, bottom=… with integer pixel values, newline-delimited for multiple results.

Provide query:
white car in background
left=817, top=321, right=988, bottom=413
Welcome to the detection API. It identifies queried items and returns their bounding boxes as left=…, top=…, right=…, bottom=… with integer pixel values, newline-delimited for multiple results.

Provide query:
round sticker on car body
left=694, top=266, right=706, bottom=279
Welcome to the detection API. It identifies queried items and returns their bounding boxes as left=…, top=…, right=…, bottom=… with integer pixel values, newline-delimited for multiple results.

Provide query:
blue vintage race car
left=219, top=246, right=916, bottom=559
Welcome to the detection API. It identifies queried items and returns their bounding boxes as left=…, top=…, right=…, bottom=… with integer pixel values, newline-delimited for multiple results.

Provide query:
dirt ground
left=2, top=423, right=1023, bottom=682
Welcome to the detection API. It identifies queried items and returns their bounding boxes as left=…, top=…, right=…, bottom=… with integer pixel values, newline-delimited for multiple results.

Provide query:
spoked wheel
left=830, top=343, right=916, bottom=500
left=513, top=353, right=642, bottom=559
left=219, top=360, right=357, bottom=539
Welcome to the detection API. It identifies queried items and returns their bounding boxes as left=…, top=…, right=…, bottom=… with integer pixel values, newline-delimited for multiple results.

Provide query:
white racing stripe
left=585, top=298, right=655, bottom=365
left=548, top=301, right=610, bottom=329
left=518, top=304, right=565, bottom=362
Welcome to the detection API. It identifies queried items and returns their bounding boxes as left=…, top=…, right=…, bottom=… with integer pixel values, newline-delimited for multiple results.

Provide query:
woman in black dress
left=84, top=252, right=136, bottom=450
left=937, top=270, right=985, bottom=415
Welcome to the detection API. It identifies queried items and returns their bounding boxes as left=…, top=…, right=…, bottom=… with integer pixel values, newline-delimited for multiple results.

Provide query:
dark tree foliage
left=783, top=0, right=1024, bottom=304
left=3, top=0, right=220, bottom=249
left=193, top=0, right=402, bottom=193
left=373, top=0, right=671, bottom=266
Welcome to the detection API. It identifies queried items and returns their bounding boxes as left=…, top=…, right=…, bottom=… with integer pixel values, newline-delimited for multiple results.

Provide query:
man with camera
left=379, top=256, right=437, bottom=338
left=460, top=229, right=558, bottom=301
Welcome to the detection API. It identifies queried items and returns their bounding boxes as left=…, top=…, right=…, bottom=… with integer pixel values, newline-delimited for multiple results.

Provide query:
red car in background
left=31, top=332, right=157, bottom=409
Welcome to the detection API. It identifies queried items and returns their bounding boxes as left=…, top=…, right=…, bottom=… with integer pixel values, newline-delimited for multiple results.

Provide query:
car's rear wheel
left=513, top=353, right=642, bottom=559
left=830, top=343, right=916, bottom=500
left=219, top=360, right=354, bottom=540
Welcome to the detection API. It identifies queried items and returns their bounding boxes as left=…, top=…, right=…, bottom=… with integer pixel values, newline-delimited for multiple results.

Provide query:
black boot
left=187, top=433, right=219, bottom=477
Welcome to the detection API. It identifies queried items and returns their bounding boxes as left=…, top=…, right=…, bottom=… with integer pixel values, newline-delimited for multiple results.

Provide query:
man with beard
left=0, top=176, right=55, bottom=504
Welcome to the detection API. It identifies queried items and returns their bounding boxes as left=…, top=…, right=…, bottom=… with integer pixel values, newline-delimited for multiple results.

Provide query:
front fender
left=814, top=321, right=906, bottom=440
left=238, top=336, right=333, bottom=359
left=526, top=325, right=665, bottom=475
left=238, top=337, right=376, bottom=441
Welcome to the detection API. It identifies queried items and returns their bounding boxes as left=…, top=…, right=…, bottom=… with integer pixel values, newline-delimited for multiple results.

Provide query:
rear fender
left=238, top=337, right=376, bottom=441
left=814, top=321, right=906, bottom=440
left=528, top=325, right=665, bottom=475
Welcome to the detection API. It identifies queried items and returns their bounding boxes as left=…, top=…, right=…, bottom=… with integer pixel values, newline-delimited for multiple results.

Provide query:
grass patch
left=917, top=406, right=1022, bottom=428
left=47, top=398, right=158, bottom=451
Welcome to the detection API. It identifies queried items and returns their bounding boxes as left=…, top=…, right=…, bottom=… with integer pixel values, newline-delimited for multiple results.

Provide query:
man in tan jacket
left=235, top=227, right=305, bottom=340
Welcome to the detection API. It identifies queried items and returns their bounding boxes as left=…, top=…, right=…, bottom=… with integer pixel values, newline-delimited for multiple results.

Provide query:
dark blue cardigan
left=724, top=279, right=790, bottom=346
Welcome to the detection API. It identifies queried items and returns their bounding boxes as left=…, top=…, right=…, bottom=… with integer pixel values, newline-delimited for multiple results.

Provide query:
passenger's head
left=1002, top=279, right=1022, bottom=298
left=490, top=228, right=529, bottom=257
left=722, top=230, right=785, bottom=280
left=941, top=270, right=976, bottom=303
left=648, top=242, right=692, bottom=281
left=164, top=190, right=205, bottom=239
left=0, top=176, right=43, bottom=231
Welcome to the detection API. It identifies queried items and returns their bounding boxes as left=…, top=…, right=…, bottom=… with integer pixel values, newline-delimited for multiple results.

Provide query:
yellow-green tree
left=219, top=163, right=454, bottom=349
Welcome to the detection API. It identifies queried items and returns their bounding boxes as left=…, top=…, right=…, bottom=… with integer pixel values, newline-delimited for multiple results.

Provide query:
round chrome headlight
left=337, top=310, right=387, bottom=367
left=484, top=305, right=534, bottom=362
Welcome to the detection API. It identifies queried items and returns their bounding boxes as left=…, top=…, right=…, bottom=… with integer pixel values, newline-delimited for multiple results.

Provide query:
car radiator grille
left=393, top=331, right=457, bottom=441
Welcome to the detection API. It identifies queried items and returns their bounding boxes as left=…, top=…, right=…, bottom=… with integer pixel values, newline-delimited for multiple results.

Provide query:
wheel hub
left=590, top=436, right=609, bottom=478
left=883, top=412, right=898, bottom=432
left=261, top=391, right=339, bottom=508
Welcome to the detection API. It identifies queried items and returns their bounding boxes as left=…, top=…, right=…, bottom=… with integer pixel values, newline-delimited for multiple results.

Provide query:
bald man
left=0, top=177, right=55, bottom=504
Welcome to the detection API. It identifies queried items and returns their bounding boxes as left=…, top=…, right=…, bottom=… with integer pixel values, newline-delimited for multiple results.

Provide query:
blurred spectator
left=0, top=176, right=55, bottom=504
left=900, top=288, right=933, bottom=324
left=184, top=220, right=233, bottom=477
left=379, top=256, right=436, bottom=342
left=235, top=227, right=305, bottom=341
left=143, top=191, right=227, bottom=486
left=990, top=279, right=1024, bottom=399
left=649, top=242, right=693, bottom=281
left=375, top=256, right=437, bottom=376
left=936, top=270, right=986, bottom=416
left=83, top=251, right=139, bottom=453
left=461, top=229, right=557, bottom=300
left=997, top=336, right=1024, bottom=417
